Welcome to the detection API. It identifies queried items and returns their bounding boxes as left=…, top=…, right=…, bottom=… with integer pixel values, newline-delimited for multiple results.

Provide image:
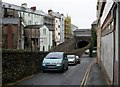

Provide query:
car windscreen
left=67, top=57, right=75, bottom=59
left=67, top=55, right=75, bottom=59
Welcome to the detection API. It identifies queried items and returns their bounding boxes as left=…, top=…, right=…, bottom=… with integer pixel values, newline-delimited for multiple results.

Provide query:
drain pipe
left=113, top=7, right=116, bottom=86
left=117, top=2, right=120, bottom=85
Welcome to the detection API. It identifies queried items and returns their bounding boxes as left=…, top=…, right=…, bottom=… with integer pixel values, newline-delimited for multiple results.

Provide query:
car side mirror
left=64, top=57, right=68, bottom=60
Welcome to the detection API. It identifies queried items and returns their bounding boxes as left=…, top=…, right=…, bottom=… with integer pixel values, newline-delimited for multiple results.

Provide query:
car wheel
left=78, top=61, right=80, bottom=64
left=61, top=65, right=64, bottom=72
left=43, top=70, right=46, bottom=73
left=66, top=66, right=68, bottom=70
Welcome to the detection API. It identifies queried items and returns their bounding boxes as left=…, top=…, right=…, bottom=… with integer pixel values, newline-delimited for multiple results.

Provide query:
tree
left=89, top=21, right=97, bottom=57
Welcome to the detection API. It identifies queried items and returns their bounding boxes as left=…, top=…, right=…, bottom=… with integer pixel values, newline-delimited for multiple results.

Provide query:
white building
left=20, top=4, right=44, bottom=26
left=48, top=10, right=65, bottom=46
left=54, top=17, right=61, bottom=45
left=39, top=25, right=52, bottom=51
left=60, top=14, right=65, bottom=43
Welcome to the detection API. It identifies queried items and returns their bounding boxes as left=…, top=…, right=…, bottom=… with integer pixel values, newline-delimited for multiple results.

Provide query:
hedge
left=2, top=49, right=49, bottom=85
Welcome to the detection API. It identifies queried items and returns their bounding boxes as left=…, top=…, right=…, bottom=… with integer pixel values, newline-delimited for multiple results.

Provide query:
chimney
left=21, top=3, right=27, bottom=8
left=61, top=14, right=64, bottom=16
left=31, top=6, right=36, bottom=11
left=48, top=9, right=53, bottom=15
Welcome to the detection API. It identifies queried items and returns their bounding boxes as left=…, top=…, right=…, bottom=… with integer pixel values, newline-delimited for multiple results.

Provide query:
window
left=28, top=20, right=31, bottom=25
left=35, top=22, right=38, bottom=25
left=23, top=12, right=25, bottom=15
left=58, top=25, right=60, bottom=28
left=43, top=29, right=46, bottom=34
left=28, top=13, right=30, bottom=16
left=58, top=32, right=60, bottom=35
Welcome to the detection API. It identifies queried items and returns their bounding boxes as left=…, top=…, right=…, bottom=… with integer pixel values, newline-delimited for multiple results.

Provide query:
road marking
left=80, top=61, right=95, bottom=87
left=81, top=58, right=86, bottom=63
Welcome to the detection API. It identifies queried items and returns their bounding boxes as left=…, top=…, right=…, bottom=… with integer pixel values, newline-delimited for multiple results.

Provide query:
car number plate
left=47, top=66, right=55, bottom=68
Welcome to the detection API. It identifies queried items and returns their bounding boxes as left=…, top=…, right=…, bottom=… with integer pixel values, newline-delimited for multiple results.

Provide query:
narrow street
left=15, top=54, right=95, bottom=85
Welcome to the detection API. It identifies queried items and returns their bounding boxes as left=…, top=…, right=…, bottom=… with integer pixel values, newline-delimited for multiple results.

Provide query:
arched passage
left=77, top=40, right=89, bottom=48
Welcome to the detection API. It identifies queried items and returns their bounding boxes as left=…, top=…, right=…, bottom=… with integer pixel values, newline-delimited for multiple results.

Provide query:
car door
left=63, top=54, right=68, bottom=68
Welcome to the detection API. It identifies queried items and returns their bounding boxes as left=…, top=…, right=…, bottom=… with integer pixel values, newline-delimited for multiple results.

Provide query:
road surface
left=15, top=54, right=95, bottom=86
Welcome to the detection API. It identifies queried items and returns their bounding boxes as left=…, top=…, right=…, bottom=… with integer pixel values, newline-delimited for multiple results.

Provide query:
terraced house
left=48, top=10, right=65, bottom=46
left=2, top=2, right=53, bottom=51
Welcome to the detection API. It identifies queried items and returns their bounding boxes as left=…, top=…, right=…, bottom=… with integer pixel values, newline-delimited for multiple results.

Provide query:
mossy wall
left=2, top=49, right=49, bottom=85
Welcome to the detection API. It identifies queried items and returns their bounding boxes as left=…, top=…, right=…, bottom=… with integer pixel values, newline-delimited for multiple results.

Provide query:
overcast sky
left=3, top=0, right=97, bottom=29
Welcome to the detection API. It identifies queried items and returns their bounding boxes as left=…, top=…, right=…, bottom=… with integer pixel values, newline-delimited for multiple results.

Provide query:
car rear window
left=45, top=57, right=62, bottom=59
left=67, top=55, right=75, bottom=59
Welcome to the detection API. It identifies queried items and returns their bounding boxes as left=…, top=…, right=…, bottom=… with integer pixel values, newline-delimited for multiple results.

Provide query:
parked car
left=42, top=52, right=68, bottom=72
left=67, top=55, right=77, bottom=65
left=85, top=48, right=97, bottom=54
left=93, top=47, right=97, bottom=54
left=76, top=55, right=80, bottom=64
left=85, top=49, right=89, bottom=54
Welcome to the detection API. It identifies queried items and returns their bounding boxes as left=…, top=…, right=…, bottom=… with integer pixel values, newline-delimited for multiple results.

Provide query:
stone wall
left=51, top=37, right=76, bottom=52
left=2, top=49, right=49, bottom=85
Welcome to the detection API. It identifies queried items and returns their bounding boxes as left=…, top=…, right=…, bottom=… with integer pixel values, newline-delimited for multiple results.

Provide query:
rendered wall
left=101, top=32, right=114, bottom=82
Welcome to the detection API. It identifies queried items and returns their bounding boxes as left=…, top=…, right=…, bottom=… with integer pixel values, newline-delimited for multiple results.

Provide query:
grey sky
left=2, top=0, right=97, bottom=29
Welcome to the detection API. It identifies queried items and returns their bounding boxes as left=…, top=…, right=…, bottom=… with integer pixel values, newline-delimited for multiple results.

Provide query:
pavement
left=86, top=62, right=109, bottom=86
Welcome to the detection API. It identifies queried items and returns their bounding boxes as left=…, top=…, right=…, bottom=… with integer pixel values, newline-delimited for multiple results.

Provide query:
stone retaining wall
left=2, top=49, right=49, bottom=85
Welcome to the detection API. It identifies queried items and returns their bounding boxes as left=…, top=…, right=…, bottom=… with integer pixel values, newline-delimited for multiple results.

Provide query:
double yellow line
left=80, top=61, right=95, bottom=87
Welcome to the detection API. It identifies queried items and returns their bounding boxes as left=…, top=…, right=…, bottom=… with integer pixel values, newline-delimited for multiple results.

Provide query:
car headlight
left=42, top=63, right=46, bottom=66
left=56, top=62, right=62, bottom=66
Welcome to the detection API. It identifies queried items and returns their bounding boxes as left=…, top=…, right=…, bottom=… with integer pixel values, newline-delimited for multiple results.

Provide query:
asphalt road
left=15, top=54, right=95, bottom=86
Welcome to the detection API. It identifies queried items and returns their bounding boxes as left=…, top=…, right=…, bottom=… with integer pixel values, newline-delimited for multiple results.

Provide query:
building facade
left=2, top=2, right=51, bottom=51
left=2, top=2, right=21, bottom=49
left=48, top=10, right=65, bottom=46
left=60, top=14, right=65, bottom=44
left=96, top=0, right=120, bottom=85
left=39, top=25, right=52, bottom=51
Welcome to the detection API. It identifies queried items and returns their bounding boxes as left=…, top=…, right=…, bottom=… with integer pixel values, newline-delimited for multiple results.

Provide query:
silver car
left=67, top=55, right=77, bottom=65
left=76, top=55, right=80, bottom=64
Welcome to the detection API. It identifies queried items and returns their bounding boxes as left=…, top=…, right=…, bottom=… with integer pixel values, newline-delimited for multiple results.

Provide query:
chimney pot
left=31, top=6, right=36, bottom=11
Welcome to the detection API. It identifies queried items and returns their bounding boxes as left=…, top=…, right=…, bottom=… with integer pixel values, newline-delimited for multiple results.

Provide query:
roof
left=49, top=11, right=62, bottom=18
left=2, top=2, right=50, bottom=17
left=39, top=10, right=52, bottom=18
left=24, top=25, right=44, bottom=29
left=92, top=20, right=97, bottom=25
left=52, top=12, right=61, bottom=18
left=73, top=29, right=91, bottom=37
left=73, top=29, right=91, bottom=32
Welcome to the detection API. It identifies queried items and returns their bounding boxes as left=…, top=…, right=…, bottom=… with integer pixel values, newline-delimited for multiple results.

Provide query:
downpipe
left=117, top=2, right=120, bottom=85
